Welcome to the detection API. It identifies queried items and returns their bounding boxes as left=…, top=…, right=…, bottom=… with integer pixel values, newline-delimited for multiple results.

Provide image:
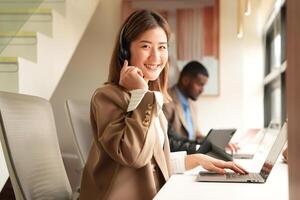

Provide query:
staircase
left=0, top=0, right=100, bottom=99
left=0, top=0, right=101, bottom=192
left=0, top=0, right=59, bottom=93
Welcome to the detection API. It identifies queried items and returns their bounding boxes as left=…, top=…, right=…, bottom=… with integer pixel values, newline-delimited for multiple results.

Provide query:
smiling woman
left=122, top=0, right=220, bottom=95
left=79, top=9, right=246, bottom=200
left=79, top=10, right=173, bottom=200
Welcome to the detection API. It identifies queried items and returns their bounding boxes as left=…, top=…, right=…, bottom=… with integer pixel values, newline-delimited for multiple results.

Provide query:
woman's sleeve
left=169, top=151, right=187, bottom=174
left=91, top=87, right=158, bottom=168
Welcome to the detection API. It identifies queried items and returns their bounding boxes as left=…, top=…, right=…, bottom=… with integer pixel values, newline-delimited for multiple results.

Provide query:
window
left=264, top=2, right=286, bottom=127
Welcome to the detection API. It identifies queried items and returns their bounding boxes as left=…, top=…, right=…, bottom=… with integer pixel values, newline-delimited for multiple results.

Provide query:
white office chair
left=65, top=99, right=93, bottom=167
left=0, top=91, right=76, bottom=200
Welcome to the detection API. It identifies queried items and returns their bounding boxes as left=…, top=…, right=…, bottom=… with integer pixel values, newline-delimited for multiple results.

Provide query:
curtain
left=176, top=8, right=203, bottom=61
left=176, top=1, right=219, bottom=61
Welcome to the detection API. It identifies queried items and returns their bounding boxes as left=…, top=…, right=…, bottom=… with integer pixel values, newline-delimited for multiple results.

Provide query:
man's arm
left=168, top=125, right=211, bottom=154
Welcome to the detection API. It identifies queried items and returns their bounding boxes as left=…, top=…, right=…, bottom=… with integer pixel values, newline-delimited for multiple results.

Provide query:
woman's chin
left=143, top=72, right=161, bottom=81
left=144, top=75, right=159, bottom=82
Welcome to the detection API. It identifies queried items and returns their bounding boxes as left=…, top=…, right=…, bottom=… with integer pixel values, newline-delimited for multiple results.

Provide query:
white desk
left=154, top=162, right=288, bottom=200
left=154, top=138, right=289, bottom=200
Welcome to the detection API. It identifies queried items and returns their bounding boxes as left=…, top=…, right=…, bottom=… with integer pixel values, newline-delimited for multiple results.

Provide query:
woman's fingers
left=208, top=157, right=248, bottom=174
left=120, top=60, right=129, bottom=74
left=219, top=161, right=248, bottom=174
left=136, top=68, right=144, bottom=77
left=189, top=154, right=248, bottom=175
left=121, top=60, right=143, bottom=78
left=231, top=162, right=248, bottom=174
left=204, top=164, right=226, bottom=174
left=121, top=61, right=136, bottom=76
left=123, top=59, right=128, bottom=68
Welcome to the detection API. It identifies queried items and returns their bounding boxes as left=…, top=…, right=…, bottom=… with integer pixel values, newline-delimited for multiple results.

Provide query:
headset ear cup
left=118, top=24, right=130, bottom=65
left=118, top=47, right=130, bottom=66
left=118, top=48, right=127, bottom=66
left=123, top=49, right=129, bottom=61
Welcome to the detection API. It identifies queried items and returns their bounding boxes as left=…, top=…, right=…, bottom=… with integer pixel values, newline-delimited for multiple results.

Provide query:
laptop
left=232, top=121, right=277, bottom=159
left=201, top=129, right=236, bottom=161
left=196, top=122, right=287, bottom=183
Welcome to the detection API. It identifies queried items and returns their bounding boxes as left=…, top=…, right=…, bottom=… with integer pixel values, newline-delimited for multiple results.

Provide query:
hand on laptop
left=225, top=142, right=240, bottom=154
left=185, top=154, right=248, bottom=174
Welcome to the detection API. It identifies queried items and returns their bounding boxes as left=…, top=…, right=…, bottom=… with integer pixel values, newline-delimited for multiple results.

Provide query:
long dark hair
left=107, top=9, right=171, bottom=102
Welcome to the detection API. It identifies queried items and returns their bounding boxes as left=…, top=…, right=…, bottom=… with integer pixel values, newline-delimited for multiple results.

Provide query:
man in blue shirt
left=164, top=61, right=238, bottom=154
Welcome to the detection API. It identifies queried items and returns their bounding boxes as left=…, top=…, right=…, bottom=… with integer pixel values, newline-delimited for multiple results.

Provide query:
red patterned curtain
left=176, top=1, right=219, bottom=61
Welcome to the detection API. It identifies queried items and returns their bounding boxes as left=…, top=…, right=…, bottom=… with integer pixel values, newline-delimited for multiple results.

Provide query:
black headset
left=118, top=25, right=130, bottom=66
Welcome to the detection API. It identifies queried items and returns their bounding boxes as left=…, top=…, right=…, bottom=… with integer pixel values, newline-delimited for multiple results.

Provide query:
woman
left=80, top=10, right=246, bottom=200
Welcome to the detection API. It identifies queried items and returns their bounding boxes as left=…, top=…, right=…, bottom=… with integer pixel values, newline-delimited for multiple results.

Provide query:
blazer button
left=143, top=115, right=150, bottom=125
left=145, top=110, right=151, bottom=116
left=145, top=115, right=151, bottom=121
left=143, top=120, right=150, bottom=126
left=147, top=104, right=153, bottom=109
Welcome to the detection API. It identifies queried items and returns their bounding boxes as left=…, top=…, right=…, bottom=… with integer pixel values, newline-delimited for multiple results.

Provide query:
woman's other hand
left=185, top=154, right=248, bottom=174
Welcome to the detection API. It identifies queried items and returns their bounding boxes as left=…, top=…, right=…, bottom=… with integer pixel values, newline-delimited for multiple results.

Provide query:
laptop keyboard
left=226, top=173, right=263, bottom=182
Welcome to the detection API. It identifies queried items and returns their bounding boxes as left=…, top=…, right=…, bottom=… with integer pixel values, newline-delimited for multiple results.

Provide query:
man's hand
left=195, top=133, right=204, bottom=141
left=225, top=142, right=240, bottom=154
left=185, top=153, right=247, bottom=174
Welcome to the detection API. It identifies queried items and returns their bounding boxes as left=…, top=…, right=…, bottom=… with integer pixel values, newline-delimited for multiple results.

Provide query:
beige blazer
left=80, top=84, right=171, bottom=200
left=163, top=86, right=201, bottom=139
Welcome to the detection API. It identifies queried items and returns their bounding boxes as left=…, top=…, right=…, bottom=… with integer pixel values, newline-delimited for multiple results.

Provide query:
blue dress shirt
left=175, top=86, right=194, bottom=140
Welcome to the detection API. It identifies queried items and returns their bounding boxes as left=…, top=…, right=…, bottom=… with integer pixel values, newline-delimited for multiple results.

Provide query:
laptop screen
left=259, top=122, right=287, bottom=179
left=206, top=129, right=236, bottom=149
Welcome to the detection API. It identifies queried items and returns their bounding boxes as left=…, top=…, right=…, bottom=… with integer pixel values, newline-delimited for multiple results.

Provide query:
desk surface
left=154, top=162, right=288, bottom=200
left=154, top=134, right=289, bottom=200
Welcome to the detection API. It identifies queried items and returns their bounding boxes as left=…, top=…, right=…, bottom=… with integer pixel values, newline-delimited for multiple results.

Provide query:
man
left=164, top=61, right=238, bottom=154
left=168, top=125, right=212, bottom=154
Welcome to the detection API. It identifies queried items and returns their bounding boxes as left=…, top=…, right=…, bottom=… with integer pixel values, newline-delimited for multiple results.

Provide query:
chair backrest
left=0, top=92, right=72, bottom=200
left=65, top=99, right=93, bottom=166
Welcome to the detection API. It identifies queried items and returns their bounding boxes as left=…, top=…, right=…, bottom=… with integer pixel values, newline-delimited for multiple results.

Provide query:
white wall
left=50, top=0, right=122, bottom=190
left=196, top=0, right=266, bottom=138
left=242, top=0, right=267, bottom=132
left=19, top=0, right=100, bottom=100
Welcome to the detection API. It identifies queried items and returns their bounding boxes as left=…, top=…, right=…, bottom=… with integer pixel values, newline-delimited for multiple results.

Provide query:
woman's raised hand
left=119, top=60, right=148, bottom=90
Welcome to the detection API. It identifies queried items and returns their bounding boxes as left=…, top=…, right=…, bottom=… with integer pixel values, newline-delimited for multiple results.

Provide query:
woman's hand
left=185, top=154, right=248, bottom=174
left=119, top=60, right=148, bottom=90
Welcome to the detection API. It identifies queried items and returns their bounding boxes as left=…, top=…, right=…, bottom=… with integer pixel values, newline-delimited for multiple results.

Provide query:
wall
left=196, top=0, right=265, bottom=138
left=50, top=0, right=122, bottom=189
left=19, top=0, right=100, bottom=100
